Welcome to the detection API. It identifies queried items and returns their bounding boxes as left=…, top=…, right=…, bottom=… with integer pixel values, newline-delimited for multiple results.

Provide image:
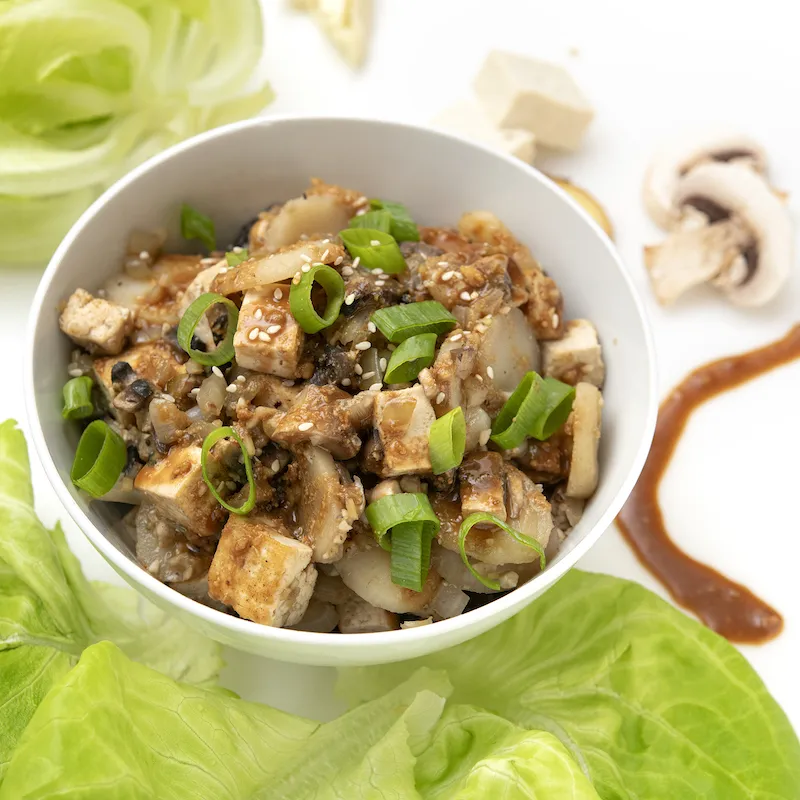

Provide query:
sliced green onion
left=365, top=492, right=440, bottom=550
left=383, top=333, right=437, bottom=383
left=289, top=263, right=345, bottom=333
left=371, top=301, right=457, bottom=343
left=70, top=420, right=126, bottom=499
left=180, top=204, right=216, bottom=252
left=459, top=512, right=546, bottom=591
left=348, top=210, right=392, bottom=233
left=177, top=292, right=239, bottom=366
left=225, top=248, right=249, bottom=267
left=62, top=376, right=94, bottom=420
left=429, top=407, right=466, bottom=474
left=339, top=228, right=407, bottom=274
left=369, top=199, right=420, bottom=242
left=491, top=372, right=576, bottom=449
left=390, top=522, right=432, bottom=592
left=200, top=426, right=256, bottom=515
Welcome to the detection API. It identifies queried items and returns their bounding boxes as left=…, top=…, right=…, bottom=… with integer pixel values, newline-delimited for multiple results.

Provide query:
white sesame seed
left=236, top=375, right=246, bottom=383
left=258, top=332, right=271, bottom=342
left=161, top=394, right=175, bottom=403
left=470, top=291, right=478, bottom=300
left=189, top=387, right=200, bottom=396
left=232, top=246, right=243, bottom=253
left=475, top=374, right=484, bottom=382
left=301, top=263, right=311, bottom=273
left=68, top=368, right=83, bottom=378
left=271, top=459, right=280, bottom=471
left=479, top=429, right=491, bottom=446
left=436, top=391, right=446, bottom=404
left=273, top=288, right=283, bottom=301
left=218, top=267, right=228, bottom=274
left=486, top=366, right=495, bottom=379
left=282, top=379, right=295, bottom=387
left=226, top=384, right=238, bottom=393
left=322, top=238, right=330, bottom=244
left=354, top=364, right=363, bottom=375
left=298, top=421, right=314, bottom=432
left=449, top=332, right=463, bottom=342
left=379, top=357, right=387, bottom=371
left=355, top=209, right=366, bottom=216
left=293, top=272, right=301, bottom=284
left=356, top=196, right=368, bottom=205
left=334, top=256, right=344, bottom=266
left=266, top=324, right=281, bottom=335
left=375, top=280, right=385, bottom=287
left=437, top=261, right=449, bottom=267
left=368, top=382, right=382, bottom=391
left=345, top=293, right=357, bottom=305
left=362, top=371, right=375, bottom=379
left=441, top=271, right=455, bottom=281
left=352, top=257, right=361, bottom=269
left=372, top=268, right=384, bottom=275
left=212, top=366, right=223, bottom=379
left=460, top=291, right=471, bottom=302
left=552, top=312, right=560, bottom=327
left=367, top=321, right=376, bottom=333
left=341, top=265, right=353, bottom=276
left=355, top=341, right=371, bottom=351
left=342, top=378, right=352, bottom=386
left=321, top=249, right=330, bottom=261
left=254, top=308, right=263, bottom=320
left=248, top=328, right=259, bottom=341
left=300, top=253, right=312, bottom=263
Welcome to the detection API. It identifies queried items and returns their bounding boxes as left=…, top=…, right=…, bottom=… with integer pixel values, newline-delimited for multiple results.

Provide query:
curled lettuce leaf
left=0, top=0, right=273, bottom=263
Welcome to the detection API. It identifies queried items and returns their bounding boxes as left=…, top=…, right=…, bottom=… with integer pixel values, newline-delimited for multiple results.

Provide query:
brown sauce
left=617, top=324, right=800, bottom=644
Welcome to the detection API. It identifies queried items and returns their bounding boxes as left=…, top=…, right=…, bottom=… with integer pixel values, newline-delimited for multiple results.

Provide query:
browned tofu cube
left=59, top=289, right=133, bottom=355
left=542, top=319, right=605, bottom=387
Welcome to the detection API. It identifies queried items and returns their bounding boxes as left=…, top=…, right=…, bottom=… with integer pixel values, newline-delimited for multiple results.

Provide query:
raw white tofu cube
left=474, top=51, right=594, bottom=151
left=541, top=319, right=605, bottom=387
left=233, top=288, right=306, bottom=378
left=134, top=445, right=225, bottom=537
left=208, top=515, right=317, bottom=627
left=59, top=289, right=133, bottom=355
left=374, top=385, right=435, bottom=476
left=431, top=101, right=536, bottom=162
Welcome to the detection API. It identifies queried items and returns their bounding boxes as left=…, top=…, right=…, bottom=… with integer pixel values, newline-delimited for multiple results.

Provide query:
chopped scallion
left=383, top=333, right=436, bottom=383
left=428, top=407, right=466, bottom=474
left=62, top=376, right=94, bottom=420
left=371, top=301, right=457, bottom=343
left=225, top=248, right=249, bottom=267
left=200, top=426, right=256, bottom=515
left=288, top=263, right=345, bottom=333
left=177, top=292, right=239, bottom=366
left=348, top=210, right=392, bottom=233
left=70, top=420, right=127, bottom=498
left=180, top=204, right=216, bottom=252
left=369, top=199, right=420, bottom=242
left=339, top=228, right=406, bottom=274
left=389, top=522, right=432, bottom=592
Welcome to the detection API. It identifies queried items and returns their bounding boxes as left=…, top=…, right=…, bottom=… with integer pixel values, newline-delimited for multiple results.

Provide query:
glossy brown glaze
left=617, top=325, right=800, bottom=644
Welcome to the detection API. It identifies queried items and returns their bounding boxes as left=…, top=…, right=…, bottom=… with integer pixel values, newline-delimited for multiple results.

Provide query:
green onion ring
left=371, top=301, right=456, bottom=343
left=383, top=332, right=437, bottom=383
left=201, top=426, right=256, bottom=515
left=289, top=263, right=345, bottom=333
left=530, top=377, right=576, bottom=440
left=70, top=420, right=127, bottom=498
left=62, top=376, right=94, bottom=420
left=429, top=406, right=466, bottom=474
left=458, top=512, right=546, bottom=591
left=338, top=228, right=407, bottom=274
left=365, top=492, right=440, bottom=551
left=177, top=292, right=239, bottom=366
left=348, top=210, right=393, bottom=233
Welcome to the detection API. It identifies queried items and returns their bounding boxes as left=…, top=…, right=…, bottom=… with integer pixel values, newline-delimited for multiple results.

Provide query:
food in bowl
left=58, top=178, right=605, bottom=633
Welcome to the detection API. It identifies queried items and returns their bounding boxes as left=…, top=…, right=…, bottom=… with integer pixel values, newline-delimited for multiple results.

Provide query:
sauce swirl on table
left=617, top=324, right=800, bottom=644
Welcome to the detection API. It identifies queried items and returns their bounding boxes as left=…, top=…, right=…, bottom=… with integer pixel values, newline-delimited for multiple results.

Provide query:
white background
left=5, top=0, right=799, bottom=726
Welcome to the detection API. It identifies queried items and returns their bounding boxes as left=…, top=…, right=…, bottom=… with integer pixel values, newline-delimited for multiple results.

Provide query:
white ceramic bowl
left=25, top=116, right=657, bottom=666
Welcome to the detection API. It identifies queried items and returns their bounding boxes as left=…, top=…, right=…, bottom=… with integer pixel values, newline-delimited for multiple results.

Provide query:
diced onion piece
left=288, top=263, right=345, bottom=333
left=428, top=406, right=466, bottom=474
left=383, top=332, right=436, bottom=383
left=371, top=301, right=457, bottom=343
left=200, top=426, right=256, bottom=515
left=458, top=512, right=546, bottom=591
left=339, top=227, right=407, bottom=274
left=62, top=376, right=94, bottom=420
left=177, top=292, right=239, bottom=366
left=70, top=420, right=127, bottom=499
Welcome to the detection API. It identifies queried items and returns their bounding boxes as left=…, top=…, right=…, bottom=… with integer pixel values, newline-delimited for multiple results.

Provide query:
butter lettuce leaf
left=339, top=570, right=800, bottom=800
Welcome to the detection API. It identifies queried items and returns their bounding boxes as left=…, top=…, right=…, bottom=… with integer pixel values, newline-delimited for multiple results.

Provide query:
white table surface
left=6, top=0, right=799, bottom=728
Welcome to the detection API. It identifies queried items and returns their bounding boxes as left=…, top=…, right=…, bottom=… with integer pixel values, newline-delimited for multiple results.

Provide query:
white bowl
left=25, top=116, right=657, bottom=666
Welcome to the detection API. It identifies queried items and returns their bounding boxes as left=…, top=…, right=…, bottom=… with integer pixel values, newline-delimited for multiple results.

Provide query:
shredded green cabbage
left=0, top=0, right=272, bottom=264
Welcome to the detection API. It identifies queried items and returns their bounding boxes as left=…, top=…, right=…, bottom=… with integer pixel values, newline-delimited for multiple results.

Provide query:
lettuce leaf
left=338, top=569, right=800, bottom=799
left=0, top=420, right=222, bottom=775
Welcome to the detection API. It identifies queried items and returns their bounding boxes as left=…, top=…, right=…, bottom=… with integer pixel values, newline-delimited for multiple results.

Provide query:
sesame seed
left=352, top=256, right=361, bottom=268
left=226, top=384, right=238, bottom=393
left=298, top=421, right=314, bottom=432
left=379, top=357, right=387, bottom=370
left=341, top=265, right=353, bottom=276
left=236, top=375, right=246, bottom=383
left=449, top=332, right=463, bottom=342
left=212, top=366, right=224, bottom=379
left=218, top=267, right=228, bottom=274
left=470, top=291, right=478, bottom=300
left=300, top=253, right=312, bottom=263
left=334, top=256, right=344, bottom=266
left=271, top=459, right=280, bottom=471
left=438, top=261, right=450, bottom=267
left=345, top=293, right=357, bottom=305
left=273, top=288, right=283, bottom=301
left=342, top=378, right=352, bottom=386
left=301, top=263, right=311, bottom=273
left=552, top=312, right=560, bottom=327
left=258, top=332, right=271, bottom=342
left=282, top=379, right=295, bottom=387
left=322, top=239, right=330, bottom=244
left=138, top=250, right=149, bottom=260
left=362, top=371, right=375, bottom=379
left=356, top=195, right=368, bottom=205
left=68, top=368, right=83, bottom=378
left=372, top=268, right=384, bottom=275
left=436, top=391, right=446, bottom=404
left=292, top=272, right=301, bottom=284
left=354, top=364, right=363, bottom=375
left=486, top=366, right=495, bottom=379
left=232, top=246, right=243, bottom=253
left=355, top=341, right=371, bottom=351
left=248, top=328, right=259, bottom=341
left=189, top=387, right=200, bottom=396
left=161, top=394, right=175, bottom=403
left=460, top=291, right=471, bottom=302
left=475, top=374, right=484, bottom=382
left=355, top=209, right=366, bottom=216
left=441, top=271, right=455, bottom=281
left=367, top=321, right=376, bottom=333
left=321, top=249, right=330, bottom=261
left=375, top=279, right=385, bottom=287
left=254, top=308, right=263, bottom=319
left=479, top=429, right=491, bottom=446
left=266, top=324, right=281, bottom=335
left=368, top=382, right=382, bottom=391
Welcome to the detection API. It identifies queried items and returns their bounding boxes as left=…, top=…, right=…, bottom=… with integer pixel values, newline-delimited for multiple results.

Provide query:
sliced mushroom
left=289, top=599, right=340, bottom=633
left=644, top=132, right=768, bottom=230
left=254, top=194, right=352, bottom=254
left=475, top=306, right=539, bottom=392
left=645, top=163, right=792, bottom=307
left=566, top=382, right=602, bottom=499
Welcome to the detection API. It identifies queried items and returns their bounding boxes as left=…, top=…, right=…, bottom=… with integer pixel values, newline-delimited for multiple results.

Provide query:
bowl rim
left=24, top=114, right=658, bottom=656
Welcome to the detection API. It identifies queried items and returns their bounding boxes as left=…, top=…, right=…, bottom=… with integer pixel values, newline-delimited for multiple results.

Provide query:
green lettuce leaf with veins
left=0, top=420, right=222, bottom=776
left=339, top=570, right=800, bottom=800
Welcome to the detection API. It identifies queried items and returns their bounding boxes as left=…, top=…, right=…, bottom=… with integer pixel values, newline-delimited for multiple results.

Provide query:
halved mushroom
left=644, top=163, right=792, bottom=307
left=643, top=132, right=768, bottom=230
left=566, top=382, right=602, bottom=499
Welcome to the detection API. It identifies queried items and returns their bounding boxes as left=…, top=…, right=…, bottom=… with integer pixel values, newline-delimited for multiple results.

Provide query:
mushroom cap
left=643, top=131, right=768, bottom=230
left=673, top=163, right=792, bottom=307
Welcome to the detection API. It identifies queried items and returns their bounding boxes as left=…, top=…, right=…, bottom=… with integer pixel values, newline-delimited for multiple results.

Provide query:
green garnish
left=338, top=228, right=406, bottom=274
left=70, top=420, right=127, bottom=498
left=383, top=333, right=437, bottom=384
left=180, top=204, right=216, bottom=252
left=288, top=263, right=345, bottom=334
left=61, top=376, right=94, bottom=420
left=348, top=210, right=392, bottom=233
left=369, top=199, right=420, bottom=242
left=370, top=301, right=457, bottom=343
left=428, top=407, right=466, bottom=474
left=176, top=293, right=239, bottom=367
left=225, top=248, right=249, bottom=267
left=200, top=426, right=256, bottom=515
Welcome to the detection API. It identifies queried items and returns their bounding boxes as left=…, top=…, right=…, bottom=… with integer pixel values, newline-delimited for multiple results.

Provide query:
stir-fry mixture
left=59, top=179, right=605, bottom=633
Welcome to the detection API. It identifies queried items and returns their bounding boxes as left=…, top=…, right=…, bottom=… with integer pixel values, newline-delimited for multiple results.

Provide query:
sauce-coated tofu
left=59, top=289, right=133, bottom=355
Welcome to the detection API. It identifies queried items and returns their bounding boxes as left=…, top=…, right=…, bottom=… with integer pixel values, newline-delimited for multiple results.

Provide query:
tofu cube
left=541, top=319, right=605, bottom=387
left=374, top=385, right=435, bottom=476
left=432, top=100, right=536, bottom=162
left=59, top=289, right=133, bottom=355
left=474, top=51, right=594, bottom=151
left=233, top=288, right=306, bottom=378
left=208, top=515, right=317, bottom=627
left=134, top=445, right=225, bottom=537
